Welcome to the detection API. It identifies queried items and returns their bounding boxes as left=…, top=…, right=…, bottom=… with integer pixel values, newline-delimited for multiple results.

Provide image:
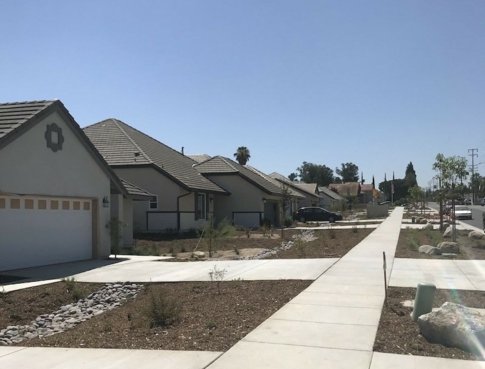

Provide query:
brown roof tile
left=84, top=119, right=226, bottom=194
left=0, top=100, right=56, bottom=139
left=196, top=157, right=284, bottom=195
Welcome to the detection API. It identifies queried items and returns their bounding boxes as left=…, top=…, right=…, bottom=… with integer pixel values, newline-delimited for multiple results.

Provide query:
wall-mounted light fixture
left=102, top=196, right=110, bottom=208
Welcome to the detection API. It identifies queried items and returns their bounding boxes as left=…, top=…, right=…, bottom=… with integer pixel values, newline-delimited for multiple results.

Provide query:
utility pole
left=468, top=148, right=478, bottom=204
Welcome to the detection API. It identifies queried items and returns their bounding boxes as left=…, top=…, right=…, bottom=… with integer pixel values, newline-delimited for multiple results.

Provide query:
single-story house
left=195, top=157, right=289, bottom=228
left=84, top=119, right=228, bottom=233
left=329, top=182, right=361, bottom=203
left=245, top=166, right=303, bottom=220
left=0, top=100, right=126, bottom=271
left=318, top=186, right=346, bottom=210
left=270, top=173, right=322, bottom=209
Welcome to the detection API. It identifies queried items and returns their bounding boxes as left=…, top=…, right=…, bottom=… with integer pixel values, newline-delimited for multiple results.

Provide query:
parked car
left=294, top=207, right=342, bottom=223
left=464, top=198, right=472, bottom=205
left=452, top=206, right=473, bottom=220
left=480, top=198, right=485, bottom=206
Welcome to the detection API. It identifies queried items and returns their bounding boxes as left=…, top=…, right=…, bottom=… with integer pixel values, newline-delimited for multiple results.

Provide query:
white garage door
left=0, top=196, right=93, bottom=271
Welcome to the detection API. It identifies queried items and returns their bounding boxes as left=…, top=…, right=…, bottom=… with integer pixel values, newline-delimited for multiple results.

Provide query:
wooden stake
left=383, top=251, right=388, bottom=305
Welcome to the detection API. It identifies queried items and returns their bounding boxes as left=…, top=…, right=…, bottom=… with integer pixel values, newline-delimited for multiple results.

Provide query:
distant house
left=270, top=173, right=321, bottom=209
left=318, top=186, right=346, bottom=209
left=84, top=119, right=227, bottom=233
left=245, top=166, right=304, bottom=219
left=195, top=156, right=289, bottom=228
left=0, top=100, right=127, bottom=271
left=360, top=183, right=374, bottom=203
left=329, top=182, right=361, bottom=203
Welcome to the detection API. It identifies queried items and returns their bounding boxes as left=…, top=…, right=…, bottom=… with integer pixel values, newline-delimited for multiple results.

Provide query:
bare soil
left=6, top=280, right=311, bottom=351
left=134, top=228, right=373, bottom=260
left=396, top=228, right=485, bottom=259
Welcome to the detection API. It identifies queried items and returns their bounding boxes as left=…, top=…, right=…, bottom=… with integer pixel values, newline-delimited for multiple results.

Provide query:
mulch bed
left=396, top=228, right=485, bottom=259
left=8, top=280, right=311, bottom=351
left=134, top=228, right=373, bottom=260
left=0, top=282, right=101, bottom=328
left=374, top=287, right=485, bottom=360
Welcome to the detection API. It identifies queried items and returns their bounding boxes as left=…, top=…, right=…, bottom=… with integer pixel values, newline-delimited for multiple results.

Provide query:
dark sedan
left=294, top=207, right=342, bottom=223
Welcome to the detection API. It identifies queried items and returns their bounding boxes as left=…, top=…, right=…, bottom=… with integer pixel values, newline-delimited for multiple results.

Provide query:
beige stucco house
left=84, top=119, right=227, bottom=233
left=195, top=157, right=294, bottom=228
left=0, top=100, right=126, bottom=271
left=270, top=173, right=322, bottom=209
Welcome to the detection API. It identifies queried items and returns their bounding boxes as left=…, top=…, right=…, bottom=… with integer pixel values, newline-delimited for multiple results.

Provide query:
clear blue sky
left=1, top=0, right=484, bottom=188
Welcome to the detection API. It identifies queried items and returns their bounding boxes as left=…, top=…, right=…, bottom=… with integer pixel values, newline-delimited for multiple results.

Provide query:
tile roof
left=294, top=182, right=318, bottom=195
left=0, top=100, right=127, bottom=196
left=83, top=119, right=226, bottom=194
left=245, top=166, right=304, bottom=198
left=329, top=182, right=361, bottom=197
left=318, top=186, right=345, bottom=201
left=120, top=179, right=154, bottom=200
left=195, top=156, right=284, bottom=196
left=188, top=154, right=211, bottom=163
left=0, top=100, right=56, bottom=139
left=269, top=173, right=321, bottom=199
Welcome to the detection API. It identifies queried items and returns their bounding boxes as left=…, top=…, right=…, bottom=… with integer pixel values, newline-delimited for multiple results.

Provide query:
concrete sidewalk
left=206, top=207, right=485, bottom=368
left=3, top=258, right=338, bottom=292
left=0, top=346, right=222, bottom=369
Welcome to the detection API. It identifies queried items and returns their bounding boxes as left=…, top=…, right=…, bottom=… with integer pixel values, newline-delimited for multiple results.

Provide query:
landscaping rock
left=441, top=253, right=458, bottom=259
left=418, top=245, right=441, bottom=255
left=418, top=302, right=485, bottom=357
left=192, top=251, right=206, bottom=259
left=423, top=223, right=434, bottom=230
left=418, top=218, right=428, bottom=224
left=443, top=227, right=452, bottom=238
left=468, top=230, right=485, bottom=240
left=0, top=282, right=143, bottom=346
left=437, top=241, right=460, bottom=254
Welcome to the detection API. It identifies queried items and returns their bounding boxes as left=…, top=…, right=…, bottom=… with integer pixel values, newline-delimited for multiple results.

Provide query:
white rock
left=418, top=302, right=485, bottom=356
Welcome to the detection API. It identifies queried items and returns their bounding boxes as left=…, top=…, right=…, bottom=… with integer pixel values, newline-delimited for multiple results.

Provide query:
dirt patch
left=0, top=282, right=100, bottom=328
left=135, top=228, right=373, bottom=261
left=396, top=228, right=485, bottom=259
left=14, top=280, right=311, bottom=351
left=374, top=287, right=485, bottom=360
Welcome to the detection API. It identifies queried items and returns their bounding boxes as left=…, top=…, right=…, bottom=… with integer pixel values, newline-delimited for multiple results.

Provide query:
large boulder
left=418, top=302, right=485, bottom=356
left=418, top=245, right=441, bottom=255
left=437, top=241, right=460, bottom=254
left=468, top=230, right=485, bottom=240
left=443, top=226, right=452, bottom=238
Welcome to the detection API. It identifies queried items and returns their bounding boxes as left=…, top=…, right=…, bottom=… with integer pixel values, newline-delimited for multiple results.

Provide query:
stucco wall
left=206, top=174, right=280, bottom=227
left=113, top=167, right=204, bottom=232
left=0, top=111, right=111, bottom=258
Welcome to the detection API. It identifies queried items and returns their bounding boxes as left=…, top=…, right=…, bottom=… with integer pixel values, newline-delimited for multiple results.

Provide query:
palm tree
left=233, top=146, right=251, bottom=165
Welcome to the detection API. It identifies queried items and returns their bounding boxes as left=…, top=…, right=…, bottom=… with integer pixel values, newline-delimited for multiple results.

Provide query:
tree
left=288, top=172, right=298, bottom=181
left=335, top=162, right=359, bottom=183
left=405, top=162, right=418, bottom=188
left=432, top=153, right=469, bottom=231
left=296, top=161, right=334, bottom=186
left=233, top=146, right=251, bottom=165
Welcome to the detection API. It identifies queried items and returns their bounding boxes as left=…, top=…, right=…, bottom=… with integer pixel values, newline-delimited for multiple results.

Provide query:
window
left=196, top=193, right=207, bottom=220
left=149, top=196, right=158, bottom=209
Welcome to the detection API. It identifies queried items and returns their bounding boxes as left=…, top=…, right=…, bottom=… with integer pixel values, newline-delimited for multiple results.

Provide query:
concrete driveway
left=2, top=255, right=338, bottom=291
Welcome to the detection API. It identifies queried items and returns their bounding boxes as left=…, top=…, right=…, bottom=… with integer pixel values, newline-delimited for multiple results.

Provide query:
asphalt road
left=428, top=201, right=485, bottom=230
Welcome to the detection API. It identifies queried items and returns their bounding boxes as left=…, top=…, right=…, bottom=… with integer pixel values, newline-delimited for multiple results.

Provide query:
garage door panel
left=0, top=197, right=92, bottom=271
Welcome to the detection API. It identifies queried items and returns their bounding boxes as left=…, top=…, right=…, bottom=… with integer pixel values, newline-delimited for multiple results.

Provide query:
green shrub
left=61, top=277, right=86, bottom=301
left=144, top=289, right=181, bottom=328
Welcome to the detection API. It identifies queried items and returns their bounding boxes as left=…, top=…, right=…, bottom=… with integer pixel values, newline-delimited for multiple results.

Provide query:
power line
left=468, top=148, right=478, bottom=203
